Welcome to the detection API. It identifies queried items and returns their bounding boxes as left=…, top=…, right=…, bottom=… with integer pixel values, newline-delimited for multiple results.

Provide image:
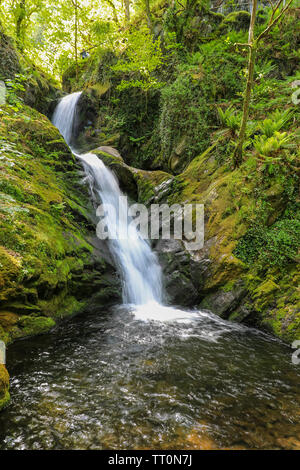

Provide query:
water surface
left=0, top=305, right=299, bottom=450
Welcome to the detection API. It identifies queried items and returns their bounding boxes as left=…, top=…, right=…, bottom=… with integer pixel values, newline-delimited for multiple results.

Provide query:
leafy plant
left=4, top=74, right=26, bottom=110
left=111, top=27, right=163, bottom=92
left=258, top=109, right=293, bottom=137
left=217, top=106, right=240, bottom=135
left=253, top=131, right=295, bottom=158
left=255, top=60, right=276, bottom=80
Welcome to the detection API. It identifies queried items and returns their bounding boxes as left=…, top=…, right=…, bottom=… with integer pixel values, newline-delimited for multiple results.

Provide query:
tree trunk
left=16, top=0, right=26, bottom=52
left=144, top=0, right=153, bottom=31
left=105, top=0, right=119, bottom=25
left=124, top=0, right=130, bottom=23
left=233, top=0, right=258, bottom=167
left=74, top=0, right=78, bottom=81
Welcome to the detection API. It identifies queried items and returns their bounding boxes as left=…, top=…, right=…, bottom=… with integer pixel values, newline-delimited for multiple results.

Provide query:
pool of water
left=0, top=304, right=299, bottom=450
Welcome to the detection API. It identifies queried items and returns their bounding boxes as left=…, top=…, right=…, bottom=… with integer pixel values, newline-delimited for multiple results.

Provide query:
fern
left=253, top=131, right=295, bottom=158
left=258, top=109, right=293, bottom=138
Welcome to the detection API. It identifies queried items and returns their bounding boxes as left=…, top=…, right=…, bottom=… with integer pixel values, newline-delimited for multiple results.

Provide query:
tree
left=104, top=0, right=119, bottom=25
left=144, top=0, right=153, bottom=31
left=233, top=0, right=294, bottom=167
left=124, top=0, right=130, bottom=23
left=71, top=0, right=79, bottom=80
left=12, top=0, right=44, bottom=52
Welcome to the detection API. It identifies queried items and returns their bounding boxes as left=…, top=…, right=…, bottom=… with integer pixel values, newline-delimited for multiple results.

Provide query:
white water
left=52, top=92, right=163, bottom=306
left=52, top=92, right=81, bottom=145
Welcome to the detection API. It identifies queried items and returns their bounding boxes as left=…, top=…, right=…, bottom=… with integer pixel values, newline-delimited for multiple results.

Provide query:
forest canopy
left=0, top=0, right=129, bottom=77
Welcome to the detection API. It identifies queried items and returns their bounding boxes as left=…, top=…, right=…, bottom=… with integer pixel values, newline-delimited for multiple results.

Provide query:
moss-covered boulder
left=0, top=364, right=9, bottom=410
left=218, top=10, right=251, bottom=33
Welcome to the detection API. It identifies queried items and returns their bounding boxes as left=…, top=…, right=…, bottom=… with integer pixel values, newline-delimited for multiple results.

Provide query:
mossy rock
left=0, top=30, right=21, bottom=80
left=17, top=316, right=56, bottom=337
left=219, top=10, right=251, bottom=32
left=0, top=364, right=10, bottom=411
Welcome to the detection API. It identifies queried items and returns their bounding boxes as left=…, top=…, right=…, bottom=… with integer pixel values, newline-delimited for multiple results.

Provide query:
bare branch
left=257, top=0, right=293, bottom=42
left=234, top=42, right=252, bottom=48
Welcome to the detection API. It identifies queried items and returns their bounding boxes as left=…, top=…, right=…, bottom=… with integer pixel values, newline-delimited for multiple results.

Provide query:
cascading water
left=52, top=92, right=81, bottom=145
left=52, top=92, right=163, bottom=306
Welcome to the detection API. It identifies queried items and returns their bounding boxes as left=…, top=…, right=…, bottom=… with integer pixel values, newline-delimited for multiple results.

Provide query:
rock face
left=0, top=104, right=120, bottom=410
left=0, top=29, right=21, bottom=79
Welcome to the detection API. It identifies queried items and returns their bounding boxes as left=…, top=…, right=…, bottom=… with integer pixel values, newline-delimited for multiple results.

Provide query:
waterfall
left=52, top=92, right=163, bottom=306
left=52, top=92, right=81, bottom=145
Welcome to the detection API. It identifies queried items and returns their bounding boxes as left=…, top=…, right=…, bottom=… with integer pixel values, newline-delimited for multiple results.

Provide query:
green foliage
left=159, top=73, right=210, bottom=166
left=217, top=105, right=240, bottom=134
left=253, top=132, right=295, bottom=158
left=112, top=27, right=163, bottom=91
left=219, top=10, right=250, bottom=32
left=2, top=73, right=26, bottom=110
left=235, top=217, right=300, bottom=270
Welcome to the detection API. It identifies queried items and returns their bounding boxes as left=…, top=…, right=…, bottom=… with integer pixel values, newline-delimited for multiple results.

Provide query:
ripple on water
left=0, top=304, right=299, bottom=450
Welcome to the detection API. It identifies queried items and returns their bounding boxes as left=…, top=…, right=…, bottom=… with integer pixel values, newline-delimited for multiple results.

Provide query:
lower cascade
left=53, top=92, right=164, bottom=308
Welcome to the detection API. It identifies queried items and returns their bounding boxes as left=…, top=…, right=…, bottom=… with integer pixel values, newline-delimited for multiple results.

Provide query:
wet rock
left=156, top=242, right=200, bottom=306
left=200, top=283, right=247, bottom=318
left=96, top=146, right=122, bottom=160
left=155, top=238, right=183, bottom=254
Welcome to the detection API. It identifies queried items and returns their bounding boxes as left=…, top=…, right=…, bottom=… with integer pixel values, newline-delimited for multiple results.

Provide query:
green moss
left=219, top=11, right=251, bottom=33
left=0, top=30, right=21, bottom=80
left=0, top=389, right=10, bottom=410
left=17, top=316, right=56, bottom=337
left=0, top=364, right=10, bottom=411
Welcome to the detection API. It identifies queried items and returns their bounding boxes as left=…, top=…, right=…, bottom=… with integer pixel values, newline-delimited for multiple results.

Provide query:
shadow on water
left=0, top=304, right=299, bottom=450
